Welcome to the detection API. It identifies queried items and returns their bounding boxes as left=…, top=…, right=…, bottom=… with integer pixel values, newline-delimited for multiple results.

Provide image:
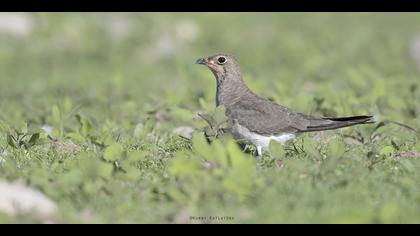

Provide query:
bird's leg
left=256, top=146, right=263, bottom=157
left=255, top=146, right=275, bottom=159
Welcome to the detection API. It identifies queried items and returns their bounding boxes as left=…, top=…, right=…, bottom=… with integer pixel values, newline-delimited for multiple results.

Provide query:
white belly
left=248, top=132, right=295, bottom=150
left=234, top=123, right=296, bottom=151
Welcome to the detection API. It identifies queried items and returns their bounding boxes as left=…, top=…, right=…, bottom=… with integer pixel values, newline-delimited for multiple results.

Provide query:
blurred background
left=0, top=13, right=419, bottom=223
left=0, top=13, right=419, bottom=131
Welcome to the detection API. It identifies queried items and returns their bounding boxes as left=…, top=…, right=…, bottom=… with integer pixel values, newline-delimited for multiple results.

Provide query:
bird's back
left=225, top=92, right=373, bottom=135
left=225, top=92, right=310, bottom=135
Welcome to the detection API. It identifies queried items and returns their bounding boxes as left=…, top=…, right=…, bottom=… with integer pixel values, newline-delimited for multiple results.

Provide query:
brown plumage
left=196, top=53, right=373, bottom=156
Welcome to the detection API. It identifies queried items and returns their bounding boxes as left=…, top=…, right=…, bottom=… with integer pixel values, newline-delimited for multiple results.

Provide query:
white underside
left=250, top=133, right=296, bottom=156
left=234, top=123, right=296, bottom=156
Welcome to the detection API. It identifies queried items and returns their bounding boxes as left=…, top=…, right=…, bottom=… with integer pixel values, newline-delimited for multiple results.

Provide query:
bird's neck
left=215, top=74, right=252, bottom=107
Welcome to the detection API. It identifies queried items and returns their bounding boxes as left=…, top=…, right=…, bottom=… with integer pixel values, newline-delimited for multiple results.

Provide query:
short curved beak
left=195, top=58, right=206, bottom=65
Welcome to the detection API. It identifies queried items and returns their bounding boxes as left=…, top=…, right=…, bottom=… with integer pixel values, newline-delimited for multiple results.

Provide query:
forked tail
left=303, top=115, right=374, bottom=132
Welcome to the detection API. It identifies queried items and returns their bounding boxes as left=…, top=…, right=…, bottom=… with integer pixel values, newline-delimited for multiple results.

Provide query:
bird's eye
left=217, top=56, right=227, bottom=64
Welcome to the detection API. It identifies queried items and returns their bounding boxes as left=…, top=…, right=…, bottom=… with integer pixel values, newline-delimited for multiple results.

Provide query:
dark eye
left=217, top=56, right=227, bottom=64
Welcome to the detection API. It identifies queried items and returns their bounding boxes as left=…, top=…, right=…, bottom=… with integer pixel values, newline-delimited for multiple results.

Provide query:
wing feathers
left=302, top=115, right=373, bottom=132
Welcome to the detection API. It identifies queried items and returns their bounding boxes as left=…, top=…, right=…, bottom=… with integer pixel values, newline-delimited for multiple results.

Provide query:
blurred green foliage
left=0, top=13, right=419, bottom=223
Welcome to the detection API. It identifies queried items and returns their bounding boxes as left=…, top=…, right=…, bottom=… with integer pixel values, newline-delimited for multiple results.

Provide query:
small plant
left=6, top=129, right=40, bottom=150
left=198, top=105, right=231, bottom=143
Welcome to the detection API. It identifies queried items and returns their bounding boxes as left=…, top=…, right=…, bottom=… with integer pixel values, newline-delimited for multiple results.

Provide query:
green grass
left=0, top=13, right=419, bottom=223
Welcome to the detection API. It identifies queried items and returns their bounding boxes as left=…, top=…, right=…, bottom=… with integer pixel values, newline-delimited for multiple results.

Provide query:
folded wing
left=226, top=97, right=373, bottom=135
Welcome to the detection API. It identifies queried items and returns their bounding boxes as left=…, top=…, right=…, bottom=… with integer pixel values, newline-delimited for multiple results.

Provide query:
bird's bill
left=196, top=57, right=218, bottom=72
left=195, top=58, right=206, bottom=65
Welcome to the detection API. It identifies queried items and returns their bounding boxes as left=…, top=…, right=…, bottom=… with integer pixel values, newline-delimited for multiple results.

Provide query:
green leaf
left=66, top=132, right=86, bottom=143
left=98, top=163, right=114, bottom=178
left=303, top=136, right=321, bottom=159
left=269, top=140, right=286, bottom=158
left=379, top=146, right=394, bottom=157
left=192, top=132, right=214, bottom=161
left=285, top=158, right=311, bottom=173
left=198, top=113, right=216, bottom=128
left=133, top=120, right=154, bottom=139
left=76, top=114, right=94, bottom=137
left=169, top=151, right=203, bottom=178
left=199, top=97, right=212, bottom=111
left=78, top=152, right=114, bottom=180
left=133, top=123, right=144, bottom=139
left=27, top=123, right=42, bottom=135
left=224, top=141, right=255, bottom=201
left=63, top=97, right=73, bottom=114
left=52, top=105, right=61, bottom=124
left=27, top=133, right=40, bottom=148
left=127, top=150, right=147, bottom=163
left=59, top=169, right=84, bottom=188
left=171, top=108, right=194, bottom=122
left=104, top=143, right=124, bottom=162
left=6, top=133, right=16, bottom=149
left=210, top=139, right=229, bottom=167
left=82, top=181, right=97, bottom=196
left=327, top=138, right=346, bottom=158
left=121, top=165, right=141, bottom=180
left=142, top=103, right=155, bottom=113
left=227, top=140, right=254, bottom=171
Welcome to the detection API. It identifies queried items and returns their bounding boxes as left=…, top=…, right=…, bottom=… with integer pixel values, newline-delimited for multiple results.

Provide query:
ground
left=0, top=13, right=419, bottom=223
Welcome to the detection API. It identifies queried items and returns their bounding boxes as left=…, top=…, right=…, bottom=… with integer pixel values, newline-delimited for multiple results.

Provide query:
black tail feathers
left=303, top=115, right=374, bottom=132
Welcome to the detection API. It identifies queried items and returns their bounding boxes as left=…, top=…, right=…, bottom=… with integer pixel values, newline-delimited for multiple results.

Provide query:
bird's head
left=196, top=53, right=242, bottom=81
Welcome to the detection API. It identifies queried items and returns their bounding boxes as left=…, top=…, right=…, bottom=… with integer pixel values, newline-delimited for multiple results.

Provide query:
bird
left=196, top=53, right=374, bottom=156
